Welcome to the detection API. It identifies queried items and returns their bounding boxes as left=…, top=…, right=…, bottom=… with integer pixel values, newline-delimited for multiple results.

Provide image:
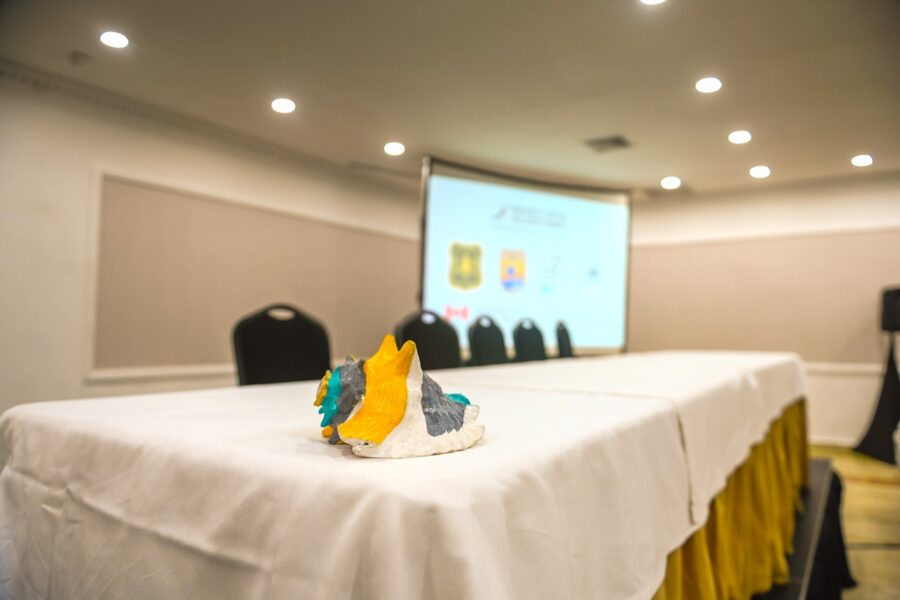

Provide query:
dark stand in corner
left=855, top=336, right=899, bottom=464
left=855, top=286, right=900, bottom=464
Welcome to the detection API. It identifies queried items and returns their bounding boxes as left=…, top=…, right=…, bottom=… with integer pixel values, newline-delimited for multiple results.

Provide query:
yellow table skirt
left=654, top=400, right=809, bottom=600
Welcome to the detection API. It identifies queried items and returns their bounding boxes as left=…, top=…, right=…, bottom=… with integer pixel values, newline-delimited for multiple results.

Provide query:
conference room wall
left=2, top=73, right=896, bottom=449
left=629, top=170, right=900, bottom=446
left=0, top=81, right=420, bottom=413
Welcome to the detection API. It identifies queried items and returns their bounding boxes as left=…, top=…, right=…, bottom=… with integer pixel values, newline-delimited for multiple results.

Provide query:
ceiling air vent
left=584, top=135, right=630, bottom=153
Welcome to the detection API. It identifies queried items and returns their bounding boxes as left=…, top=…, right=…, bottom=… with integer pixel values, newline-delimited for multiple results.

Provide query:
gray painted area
left=330, top=357, right=367, bottom=444
left=420, top=373, right=466, bottom=436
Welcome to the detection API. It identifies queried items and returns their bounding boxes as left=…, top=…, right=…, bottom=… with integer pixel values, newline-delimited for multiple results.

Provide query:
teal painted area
left=446, top=393, right=470, bottom=406
left=318, top=367, right=342, bottom=427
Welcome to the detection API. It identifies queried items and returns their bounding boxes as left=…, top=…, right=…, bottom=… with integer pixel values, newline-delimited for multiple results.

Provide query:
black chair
left=468, top=316, right=508, bottom=366
left=394, top=310, right=462, bottom=370
left=232, top=303, right=331, bottom=385
left=513, top=319, right=547, bottom=362
left=556, top=321, right=574, bottom=358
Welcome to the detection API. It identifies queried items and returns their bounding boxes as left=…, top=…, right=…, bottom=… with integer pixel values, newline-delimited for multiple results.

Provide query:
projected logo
left=449, top=243, right=482, bottom=290
left=500, top=250, right=526, bottom=292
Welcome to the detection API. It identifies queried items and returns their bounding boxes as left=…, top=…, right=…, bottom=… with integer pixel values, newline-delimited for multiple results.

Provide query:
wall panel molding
left=628, top=227, right=900, bottom=365
left=92, top=175, right=419, bottom=372
left=87, top=364, right=235, bottom=384
left=632, top=223, right=900, bottom=249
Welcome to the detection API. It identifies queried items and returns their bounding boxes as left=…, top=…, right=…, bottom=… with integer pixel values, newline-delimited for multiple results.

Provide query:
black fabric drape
left=855, top=336, right=900, bottom=464
left=807, top=472, right=857, bottom=599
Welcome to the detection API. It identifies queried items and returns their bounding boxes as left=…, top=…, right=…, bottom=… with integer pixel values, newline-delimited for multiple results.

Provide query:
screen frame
left=418, top=155, right=633, bottom=354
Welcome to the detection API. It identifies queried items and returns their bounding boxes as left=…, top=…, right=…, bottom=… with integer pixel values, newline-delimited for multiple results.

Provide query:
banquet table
left=0, top=351, right=806, bottom=600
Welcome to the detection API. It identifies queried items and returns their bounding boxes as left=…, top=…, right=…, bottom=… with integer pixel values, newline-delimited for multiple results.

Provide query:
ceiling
left=1, top=0, right=898, bottom=194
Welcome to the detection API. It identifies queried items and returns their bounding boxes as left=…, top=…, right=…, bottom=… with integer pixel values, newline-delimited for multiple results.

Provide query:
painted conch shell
left=314, top=335, right=484, bottom=458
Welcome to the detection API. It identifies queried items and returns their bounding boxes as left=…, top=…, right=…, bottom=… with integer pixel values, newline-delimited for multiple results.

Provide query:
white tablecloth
left=0, top=351, right=805, bottom=600
left=431, top=351, right=807, bottom=524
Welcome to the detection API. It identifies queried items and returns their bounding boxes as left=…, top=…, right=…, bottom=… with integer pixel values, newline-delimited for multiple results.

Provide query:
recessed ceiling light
left=660, top=176, right=681, bottom=190
left=695, top=77, right=722, bottom=94
left=851, top=154, right=873, bottom=167
left=639, top=0, right=667, bottom=5
left=749, top=165, right=771, bottom=179
left=384, top=141, right=405, bottom=156
left=270, top=98, right=296, bottom=114
left=728, top=130, right=752, bottom=144
left=99, top=31, right=129, bottom=49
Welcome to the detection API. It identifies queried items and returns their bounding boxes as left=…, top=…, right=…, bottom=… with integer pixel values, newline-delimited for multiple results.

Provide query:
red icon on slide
left=444, top=306, right=469, bottom=321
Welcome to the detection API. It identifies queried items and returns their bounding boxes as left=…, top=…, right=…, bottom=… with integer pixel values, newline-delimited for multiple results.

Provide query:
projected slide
left=422, top=172, right=629, bottom=350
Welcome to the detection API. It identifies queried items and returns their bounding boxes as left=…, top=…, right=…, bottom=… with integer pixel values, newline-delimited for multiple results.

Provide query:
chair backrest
left=556, top=321, right=574, bottom=358
left=468, top=316, right=509, bottom=366
left=513, top=319, right=547, bottom=362
left=394, top=310, right=462, bottom=370
left=232, top=304, right=331, bottom=385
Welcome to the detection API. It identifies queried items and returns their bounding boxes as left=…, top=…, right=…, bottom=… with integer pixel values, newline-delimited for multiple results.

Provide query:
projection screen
left=420, top=158, right=631, bottom=353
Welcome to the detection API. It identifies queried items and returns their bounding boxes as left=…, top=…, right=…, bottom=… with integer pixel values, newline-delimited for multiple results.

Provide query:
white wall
left=2, top=74, right=896, bottom=446
left=632, top=171, right=900, bottom=245
left=632, top=172, right=900, bottom=446
left=0, top=80, right=420, bottom=413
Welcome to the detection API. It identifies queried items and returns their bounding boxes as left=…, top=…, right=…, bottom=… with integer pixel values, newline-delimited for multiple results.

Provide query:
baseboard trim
left=85, top=358, right=350, bottom=383
left=86, top=364, right=235, bottom=383
left=809, top=435, right=859, bottom=447
left=804, top=361, right=881, bottom=376
left=805, top=361, right=885, bottom=449
left=85, top=358, right=884, bottom=384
